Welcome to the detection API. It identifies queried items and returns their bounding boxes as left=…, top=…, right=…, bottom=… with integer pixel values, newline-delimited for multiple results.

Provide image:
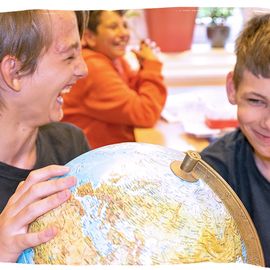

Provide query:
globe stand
left=170, top=150, right=265, bottom=267
left=170, top=150, right=200, bottom=182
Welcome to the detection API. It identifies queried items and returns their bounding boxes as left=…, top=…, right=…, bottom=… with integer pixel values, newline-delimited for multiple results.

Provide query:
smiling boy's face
left=13, top=11, right=87, bottom=126
left=227, top=69, right=270, bottom=160
left=87, top=11, right=130, bottom=60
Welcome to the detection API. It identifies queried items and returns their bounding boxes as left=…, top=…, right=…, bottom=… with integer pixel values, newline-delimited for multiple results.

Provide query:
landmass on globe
left=18, top=143, right=251, bottom=265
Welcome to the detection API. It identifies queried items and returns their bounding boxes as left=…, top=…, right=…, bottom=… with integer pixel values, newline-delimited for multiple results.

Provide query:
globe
left=18, top=143, right=264, bottom=266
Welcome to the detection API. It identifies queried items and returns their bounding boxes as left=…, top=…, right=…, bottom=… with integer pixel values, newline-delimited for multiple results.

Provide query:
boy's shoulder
left=82, top=49, right=116, bottom=70
left=36, top=122, right=89, bottom=167
left=200, top=129, right=252, bottom=187
left=200, top=128, right=251, bottom=170
left=204, top=129, right=246, bottom=153
left=39, top=121, right=83, bottom=136
left=38, top=122, right=87, bottom=148
left=83, top=49, right=110, bottom=63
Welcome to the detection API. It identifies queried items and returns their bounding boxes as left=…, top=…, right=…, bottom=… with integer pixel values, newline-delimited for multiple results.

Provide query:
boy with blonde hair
left=201, top=13, right=270, bottom=267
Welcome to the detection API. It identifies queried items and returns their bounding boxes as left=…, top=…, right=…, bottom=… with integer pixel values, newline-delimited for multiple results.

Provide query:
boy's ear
left=82, top=29, right=97, bottom=49
left=226, top=71, right=237, bottom=105
left=0, top=55, right=22, bottom=91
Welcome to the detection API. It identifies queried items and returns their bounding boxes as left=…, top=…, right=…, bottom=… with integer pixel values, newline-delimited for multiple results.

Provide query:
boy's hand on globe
left=0, top=165, right=76, bottom=262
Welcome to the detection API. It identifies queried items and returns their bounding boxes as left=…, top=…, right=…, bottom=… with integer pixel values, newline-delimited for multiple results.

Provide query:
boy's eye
left=107, top=22, right=127, bottom=31
left=247, top=98, right=267, bottom=106
left=66, top=55, right=75, bottom=60
left=107, top=23, right=118, bottom=30
left=64, top=55, right=75, bottom=63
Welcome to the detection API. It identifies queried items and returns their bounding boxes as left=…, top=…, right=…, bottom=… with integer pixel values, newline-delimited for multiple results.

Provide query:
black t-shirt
left=0, top=122, right=90, bottom=213
left=200, top=129, right=270, bottom=267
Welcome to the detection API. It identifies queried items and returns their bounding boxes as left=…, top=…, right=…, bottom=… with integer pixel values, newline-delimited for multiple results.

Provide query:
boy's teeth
left=61, top=88, right=70, bottom=94
left=57, top=96, right=64, bottom=104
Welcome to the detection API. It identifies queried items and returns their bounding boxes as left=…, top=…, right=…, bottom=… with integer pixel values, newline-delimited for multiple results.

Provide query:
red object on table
left=205, top=117, right=238, bottom=129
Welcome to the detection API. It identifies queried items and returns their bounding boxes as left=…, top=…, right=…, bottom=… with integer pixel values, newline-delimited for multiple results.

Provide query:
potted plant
left=144, top=7, right=198, bottom=52
left=198, top=7, right=234, bottom=48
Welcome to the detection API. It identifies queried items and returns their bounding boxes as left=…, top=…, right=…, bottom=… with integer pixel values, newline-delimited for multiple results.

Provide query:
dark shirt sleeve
left=36, top=122, right=91, bottom=168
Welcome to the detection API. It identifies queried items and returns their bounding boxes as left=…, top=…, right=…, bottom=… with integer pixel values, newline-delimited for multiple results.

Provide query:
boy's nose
left=75, top=54, right=88, bottom=78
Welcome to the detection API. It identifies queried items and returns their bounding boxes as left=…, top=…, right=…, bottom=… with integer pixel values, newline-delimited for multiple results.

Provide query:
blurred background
left=123, top=7, right=270, bottom=151
left=126, top=7, right=269, bottom=52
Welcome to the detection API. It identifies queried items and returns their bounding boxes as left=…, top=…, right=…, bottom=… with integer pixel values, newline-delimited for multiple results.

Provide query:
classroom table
left=135, top=85, right=237, bottom=153
left=135, top=119, right=209, bottom=152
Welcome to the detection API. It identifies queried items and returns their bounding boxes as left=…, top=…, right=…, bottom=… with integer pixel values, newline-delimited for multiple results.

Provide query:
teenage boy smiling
left=63, top=10, right=167, bottom=148
left=201, top=13, right=270, bottom=267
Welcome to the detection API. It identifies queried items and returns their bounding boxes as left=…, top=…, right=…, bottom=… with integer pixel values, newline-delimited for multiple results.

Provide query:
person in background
left=0, top=10, right=90, bottom=262
left=200, top=13, right=270, bottom=267
left=62, top=10, right=167, bottom=148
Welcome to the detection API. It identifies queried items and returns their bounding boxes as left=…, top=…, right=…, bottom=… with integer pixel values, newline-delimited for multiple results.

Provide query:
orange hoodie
left=62, top=49, right=167, bottom=149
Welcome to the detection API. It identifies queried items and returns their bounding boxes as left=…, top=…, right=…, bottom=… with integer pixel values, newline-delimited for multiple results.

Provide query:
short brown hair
left=0, top=10, right=88, bottom=76
left=233, top=13, right=270, bottom=89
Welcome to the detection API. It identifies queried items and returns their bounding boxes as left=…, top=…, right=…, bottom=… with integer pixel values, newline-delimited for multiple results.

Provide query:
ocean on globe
left=18, top=142, right=250, bottom=265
